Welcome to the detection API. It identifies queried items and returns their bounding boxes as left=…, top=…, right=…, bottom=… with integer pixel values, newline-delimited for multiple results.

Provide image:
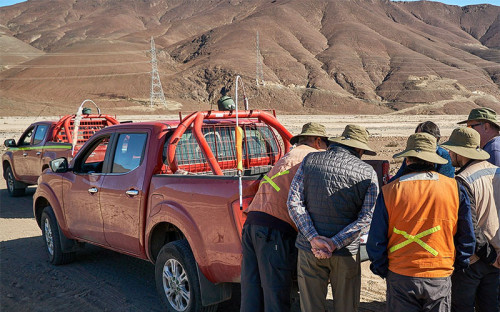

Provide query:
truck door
left=100, top=132, right=148, bottom=255
left=63, top=134, right=110, bottom=245
left=11, top=126, right=35, bottom=181
left=24, top=124, right=49, bottom=183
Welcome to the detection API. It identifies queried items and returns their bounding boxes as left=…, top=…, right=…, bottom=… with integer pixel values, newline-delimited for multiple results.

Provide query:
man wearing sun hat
left=240, top=122, right=329, bottom=312
left=287, top=124, right=379, bottom=312
left=441, top=127, right=500, bottom=312
left=458, top=107, right=500, bottom=166
left=367, top=132, right=475, bottom=312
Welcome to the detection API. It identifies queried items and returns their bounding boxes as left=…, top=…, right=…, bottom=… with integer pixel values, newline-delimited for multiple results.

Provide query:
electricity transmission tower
left=256, top=31, right=264, bottom=86
left=150, top=37, right=168, bottom=108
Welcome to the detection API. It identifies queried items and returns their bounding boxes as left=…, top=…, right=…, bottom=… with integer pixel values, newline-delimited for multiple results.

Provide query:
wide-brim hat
left=328, top=124, right=377, bottom=156
left=290, top=122, right=329, bottom=145
left=393, top=132, right=448, bottom=164
left=457, top=107, right=500, bottom=128
left=441, top=128, right=490, bottom=160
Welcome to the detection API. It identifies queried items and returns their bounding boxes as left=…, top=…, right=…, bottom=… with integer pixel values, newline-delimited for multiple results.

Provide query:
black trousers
left=451, top=260, right=500, bottom=312
left=240, top=224, right=297, bottom=312
left=386, top=271, right=451, bottom=312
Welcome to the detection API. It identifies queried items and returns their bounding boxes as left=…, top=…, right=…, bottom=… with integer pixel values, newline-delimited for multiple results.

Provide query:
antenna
left=150, top=37, right=168, bottom=108
left=256, top=31, right=264, bottom=86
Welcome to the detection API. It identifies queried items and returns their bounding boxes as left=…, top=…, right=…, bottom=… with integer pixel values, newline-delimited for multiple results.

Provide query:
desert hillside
left=0, top=0, right=499, bottom=116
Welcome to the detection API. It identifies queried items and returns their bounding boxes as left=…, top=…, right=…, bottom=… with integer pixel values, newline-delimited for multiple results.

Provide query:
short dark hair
left=406, top=156, right=433, bottom=166
left=297, top=136, right=317, bottom=145
left=415, top=121, right=441, bottom=142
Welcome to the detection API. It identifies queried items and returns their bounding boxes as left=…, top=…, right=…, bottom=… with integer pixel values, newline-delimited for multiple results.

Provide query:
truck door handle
left=36, top=152, right=41, bottom=155
left=88, top=187, right=98, bottom=194
left=126, top=189, right=139, bottom=196
left=23, top=153, right=28, bottom=157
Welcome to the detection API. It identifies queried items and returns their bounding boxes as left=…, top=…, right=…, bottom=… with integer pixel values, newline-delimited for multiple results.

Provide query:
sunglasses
left=467, top=123, right=483, bottom=129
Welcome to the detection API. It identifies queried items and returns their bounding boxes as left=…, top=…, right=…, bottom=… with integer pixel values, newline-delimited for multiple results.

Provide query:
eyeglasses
left=467, top=123, right=483, bottom=129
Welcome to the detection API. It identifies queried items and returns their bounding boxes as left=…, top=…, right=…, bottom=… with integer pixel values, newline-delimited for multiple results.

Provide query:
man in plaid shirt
left=287, top=124, right=379, bottom=312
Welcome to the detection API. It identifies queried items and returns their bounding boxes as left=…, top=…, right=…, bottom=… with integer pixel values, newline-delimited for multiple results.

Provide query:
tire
left=41, top=206, right=75, bottom=265
left=155, top=240, right=218, bottom=312
left=5, top=166, right=26, bottom=197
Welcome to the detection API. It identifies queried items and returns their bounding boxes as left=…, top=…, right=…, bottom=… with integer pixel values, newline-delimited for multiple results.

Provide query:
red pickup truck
left=2, top=113, right=118, bottom=196
left=33, top=110, right=389, bottom=312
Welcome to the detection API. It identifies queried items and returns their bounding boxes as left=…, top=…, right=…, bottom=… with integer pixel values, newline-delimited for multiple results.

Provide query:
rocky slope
left=0, top=0, right=499, bottom=115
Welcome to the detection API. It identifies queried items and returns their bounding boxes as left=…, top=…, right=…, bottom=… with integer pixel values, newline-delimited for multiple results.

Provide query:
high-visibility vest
left=383, top=172, right=459, bottom=278
left=245, top=145, right=318, bottom=230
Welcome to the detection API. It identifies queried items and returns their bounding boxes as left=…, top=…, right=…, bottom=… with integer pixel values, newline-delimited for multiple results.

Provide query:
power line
left=0, top=71, right=151, bottom=80
left=3, top=61, right=150, bottom=68
left=0, top=50, right=148, bottom=56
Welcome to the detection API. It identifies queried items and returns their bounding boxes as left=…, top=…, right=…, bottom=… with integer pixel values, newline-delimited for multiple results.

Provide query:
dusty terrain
left=0, top=114, right=467, bottom=311
left=1, top=0, right=499, bottom=115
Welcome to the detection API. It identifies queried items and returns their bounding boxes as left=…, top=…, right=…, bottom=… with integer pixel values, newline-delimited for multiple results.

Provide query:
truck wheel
left=155, top=240, right=218, bottom=312
left=41, top=206, right=75, bottom=265
left=5, top=166, right=26, bottom=197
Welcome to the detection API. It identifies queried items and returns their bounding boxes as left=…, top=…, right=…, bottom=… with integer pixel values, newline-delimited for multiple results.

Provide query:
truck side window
left=19, top=127, right=34, bottom=146
left=33, top=125, right=49, bottom=145
left=74, top=135, right=110, bottom=174
left=111, top=133, right=147, bottom=173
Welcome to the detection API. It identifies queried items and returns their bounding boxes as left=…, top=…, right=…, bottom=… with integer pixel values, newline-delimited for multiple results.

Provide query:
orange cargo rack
left=167, top=110, right=292, bottom=175
left=52, top=114, right=119, bottom=144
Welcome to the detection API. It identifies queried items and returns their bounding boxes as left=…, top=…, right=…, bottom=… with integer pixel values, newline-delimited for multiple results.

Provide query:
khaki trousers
left=297, top=249, right=360, bottom=312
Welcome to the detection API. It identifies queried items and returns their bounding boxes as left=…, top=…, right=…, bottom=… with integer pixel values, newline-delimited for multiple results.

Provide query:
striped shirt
left=287, top=162, right=379, bottom=249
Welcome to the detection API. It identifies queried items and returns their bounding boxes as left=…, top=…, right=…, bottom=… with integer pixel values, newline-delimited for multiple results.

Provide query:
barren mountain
left=0, top=0, right=499, bottom=116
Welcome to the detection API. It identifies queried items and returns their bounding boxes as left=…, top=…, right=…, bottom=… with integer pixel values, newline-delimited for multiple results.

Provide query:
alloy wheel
left=162, top=258, right=190, bottom=311
left=44, top=218, right=54, bottom=257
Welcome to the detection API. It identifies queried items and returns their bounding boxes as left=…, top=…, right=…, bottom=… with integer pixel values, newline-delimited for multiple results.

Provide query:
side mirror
left=4, top=139, right=16, bottom=147
left=49, top=157, right=69, bottom=173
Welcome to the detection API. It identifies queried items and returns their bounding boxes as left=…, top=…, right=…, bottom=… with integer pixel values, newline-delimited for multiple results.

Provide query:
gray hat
left=393, top=133, right=448, bottom=164
left=290, top=122, right=328, bottom=145
left=458, top=107, right=500, bottom=128
left=328, top=124, right=377, bottom=156
left=441, top=128, right=490, bottom=160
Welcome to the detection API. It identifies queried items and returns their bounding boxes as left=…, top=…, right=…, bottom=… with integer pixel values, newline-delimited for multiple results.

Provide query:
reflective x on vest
left=390, top=226, right=441, bottom=256
left=260, top=170, right=289, bottom=192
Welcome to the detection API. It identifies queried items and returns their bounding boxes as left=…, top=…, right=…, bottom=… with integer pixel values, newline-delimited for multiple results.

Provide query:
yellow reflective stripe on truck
left=8, top=145, right=71, bottom=151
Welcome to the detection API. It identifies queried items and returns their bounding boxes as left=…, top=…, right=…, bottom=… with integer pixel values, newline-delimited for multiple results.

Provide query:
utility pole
left=150, top=37, right=168, bottom=108
left=256, top=31, right=264, bottom=86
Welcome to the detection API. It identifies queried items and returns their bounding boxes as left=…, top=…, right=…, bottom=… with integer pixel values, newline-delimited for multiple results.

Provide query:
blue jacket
left=389, top=146, right=454, bottom=183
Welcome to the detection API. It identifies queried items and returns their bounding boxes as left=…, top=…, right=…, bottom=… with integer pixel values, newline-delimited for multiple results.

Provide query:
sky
left=0, top=0, right=498, bottom=6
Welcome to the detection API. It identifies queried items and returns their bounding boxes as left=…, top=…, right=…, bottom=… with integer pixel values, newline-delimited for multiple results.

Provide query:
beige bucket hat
left=457, top=107, right=500, bottom=128
left=328, top=124, right=377, bottom=156
left=441, top=128, right=490, bottom=160
left=393, top=133, right=448, bottom=164
left=290, top=122, right=329, bottom=145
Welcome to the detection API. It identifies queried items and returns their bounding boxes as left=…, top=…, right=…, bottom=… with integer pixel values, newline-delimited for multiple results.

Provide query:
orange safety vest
left=245, top=144, right=319, bottom=230
left=383, top=172, right=459, bottom=278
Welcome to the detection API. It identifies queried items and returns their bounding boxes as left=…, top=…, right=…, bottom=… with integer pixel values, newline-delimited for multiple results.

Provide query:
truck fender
left=34, top=182, right=68, bottom=234
left=34, top=183, right=79, bottom=253
left=147, top=201, right=210, bottom=277
left=2, top=155, right=21, bottom=181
